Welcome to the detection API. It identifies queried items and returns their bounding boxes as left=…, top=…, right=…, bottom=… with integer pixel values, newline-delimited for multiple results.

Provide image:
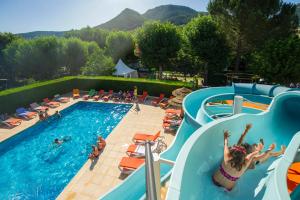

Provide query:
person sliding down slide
left=213, top=131, right=263, bottom=191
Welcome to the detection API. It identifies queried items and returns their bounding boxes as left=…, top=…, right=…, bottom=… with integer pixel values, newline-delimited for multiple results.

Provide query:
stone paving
left=0, top=94, right=175, bottom=200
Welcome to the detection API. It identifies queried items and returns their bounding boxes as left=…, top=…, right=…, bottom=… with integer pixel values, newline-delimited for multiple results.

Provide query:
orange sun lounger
left=138, top=91, right=148, bottom=103
left=126, top=142, right=158, bottom=157
left=118, top=157, right=145, bottom=174
left=287, top=162, right=300, bottom=193
left=152, top=93, right=165, bottom=106
left=103, top=90, right=113, bottom=102
left=165, top=109, right=181, bottom=114
left=0, top=117, right=22, bottom=128
left=132, top=131, right=161, bottom=143
left=43, top=98, right=60, bottom=108
left=93, top=90, right=105, bottom=101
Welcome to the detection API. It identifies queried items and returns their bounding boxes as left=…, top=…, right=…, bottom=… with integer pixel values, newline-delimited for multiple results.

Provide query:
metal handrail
left=145, top=141, right=157, bottom=200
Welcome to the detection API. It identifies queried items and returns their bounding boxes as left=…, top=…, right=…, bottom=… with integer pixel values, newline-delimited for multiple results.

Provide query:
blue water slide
left=166, top=91, right=300, bottom=200
left=101, top=87, right=238, bottom=199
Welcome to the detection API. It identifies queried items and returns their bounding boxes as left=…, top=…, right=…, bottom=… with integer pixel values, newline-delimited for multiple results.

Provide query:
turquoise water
left=0, top=102, right=131, bottom=200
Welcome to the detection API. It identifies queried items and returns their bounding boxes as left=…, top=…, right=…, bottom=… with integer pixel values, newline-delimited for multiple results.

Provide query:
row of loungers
left=0, top=94, right=70, bottom=129
left=117, top=109, right=181, bottom=174
left=73, top=88, right=171, bottom=107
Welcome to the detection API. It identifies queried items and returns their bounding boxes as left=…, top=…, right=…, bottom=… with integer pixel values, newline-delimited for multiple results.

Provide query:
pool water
left=0, top=102, right=131, bottom=200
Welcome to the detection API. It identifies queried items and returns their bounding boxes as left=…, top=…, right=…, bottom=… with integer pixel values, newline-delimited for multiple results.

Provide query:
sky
left=0, top=0, right=298, bottom=33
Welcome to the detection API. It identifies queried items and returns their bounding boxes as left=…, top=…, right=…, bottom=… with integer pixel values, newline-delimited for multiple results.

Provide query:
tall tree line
left=0, top=0, right=299, bottom=86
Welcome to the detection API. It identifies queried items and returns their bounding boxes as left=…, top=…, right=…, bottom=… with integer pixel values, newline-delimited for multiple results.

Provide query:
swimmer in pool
left=53, top=136, right=72, bottom=145
left=54, top=138, right=63, bottom=145
left=54, top=110, right=61, bottom=118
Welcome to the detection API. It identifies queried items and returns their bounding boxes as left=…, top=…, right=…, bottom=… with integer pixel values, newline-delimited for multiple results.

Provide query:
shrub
left=0, top=76, right=191, bottom=113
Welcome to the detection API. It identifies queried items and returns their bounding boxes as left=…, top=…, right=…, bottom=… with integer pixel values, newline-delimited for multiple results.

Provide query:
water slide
left=167, top=88, right=300, bottom=199
left=101, top=84, right=298, bottom=199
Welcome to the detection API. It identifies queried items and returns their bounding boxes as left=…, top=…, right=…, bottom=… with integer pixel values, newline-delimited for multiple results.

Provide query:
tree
left=184, top=16, right=229, bottom=85
left=63, top=37, right=88, bottom=75
left=208, top=0, right=299, bottom=72
left=136, top=22, right=181, bottom=79
left=3, top=37, right=63, bottom=80
left=105, top=31, right=134, bottom=62
left=65, top=27, right=109, bottom=48
left=250, top=36, right=300, bottom=84
left=0, top=33, right=19, bottom=78
left=81, top=48, right=114, bottom=76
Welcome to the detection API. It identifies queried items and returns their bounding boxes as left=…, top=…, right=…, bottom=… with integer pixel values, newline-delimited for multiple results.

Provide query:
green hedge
left=0, top=76, right=191, bottom=114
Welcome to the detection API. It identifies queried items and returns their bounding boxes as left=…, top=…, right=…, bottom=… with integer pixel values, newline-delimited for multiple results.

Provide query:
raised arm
left=224, top=130, right=231, bottom=162
left=245, top=143, right=263, bottom=166
left=237, top=124, right=252, bottom=145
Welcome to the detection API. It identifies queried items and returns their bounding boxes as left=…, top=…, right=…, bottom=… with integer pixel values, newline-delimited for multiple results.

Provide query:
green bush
left=0, top=76, right=191, bottom=114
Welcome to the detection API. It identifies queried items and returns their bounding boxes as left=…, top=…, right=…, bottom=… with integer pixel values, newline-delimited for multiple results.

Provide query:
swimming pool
left=0, top=102, right=131, bottom=200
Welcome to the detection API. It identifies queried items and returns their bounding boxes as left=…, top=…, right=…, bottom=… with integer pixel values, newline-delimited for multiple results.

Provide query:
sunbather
left=97, top=136, right=106, bottom=151
left=38, top=111, right=44, bottom=121
left=88, top=145, right=100, bottom=159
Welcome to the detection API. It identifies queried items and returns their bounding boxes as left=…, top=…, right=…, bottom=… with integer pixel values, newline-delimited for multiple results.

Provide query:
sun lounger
left=30, top=102, right=48, bottom=112
left=93, top=90, right=105, bottom=101
left=132, top=131, right=161, bottom=144
left=138, top=91, right=148, bottom=103
left=163, top=120, right=181, bottom=132
left=118, top=157, right=145, bottom=174
left=0, top=115, right=22, bottom=128
left=103, top=90, right=113, bottom=102
left=73, top=89, right=80, bottom=99
left=126, top=141, right=167, bottom=157
left=16, top=108, right=37, bottom=119
left=43, top=98, right=60, bottom=108
left=83, top=89, right=96, bottom=100
left=165, top=109, right=181, bottom=114
left=152, top=93, right=165, bottom=106
left=54, top=94, right=70, bottom=103
left=287, top=162, right=300, bottom=193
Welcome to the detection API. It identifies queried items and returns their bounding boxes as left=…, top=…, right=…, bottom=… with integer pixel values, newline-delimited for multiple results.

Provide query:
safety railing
left=145, top=141, right=175, bottom=200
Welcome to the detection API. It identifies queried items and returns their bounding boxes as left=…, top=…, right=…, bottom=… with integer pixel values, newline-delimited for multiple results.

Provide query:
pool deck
left=0, top=95, right=175, bottom=200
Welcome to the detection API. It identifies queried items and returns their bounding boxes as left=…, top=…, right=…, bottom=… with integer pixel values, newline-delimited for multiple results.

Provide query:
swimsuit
left=212, top=164, right=240, bottom=191
left=219, top=165, right=239, bottom=181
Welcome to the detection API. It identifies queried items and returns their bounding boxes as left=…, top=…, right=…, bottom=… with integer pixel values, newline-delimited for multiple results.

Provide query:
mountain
left=17, top=31, right=65, bottom=39
left=96, top=5, right=203, bottom=30
left=143, top=5, right=199, bottom=25
left=17, top=5, right=204, bottom=37
left=96, top=8, right=146, bottom=30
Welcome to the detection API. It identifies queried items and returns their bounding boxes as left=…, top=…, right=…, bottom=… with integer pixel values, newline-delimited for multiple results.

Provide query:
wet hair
left=228, top=146, right=247, bottom=171
left=54, top=139, right=59, bottom=142
left=241, top=143, right=257, bottom=154
left=241, top=143, right=252, bottom=154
